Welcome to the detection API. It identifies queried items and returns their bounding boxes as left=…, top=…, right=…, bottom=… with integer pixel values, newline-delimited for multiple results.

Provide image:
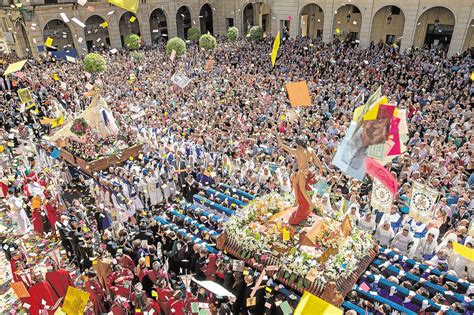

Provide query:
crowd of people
left=0, top=32, right=473, bottom=314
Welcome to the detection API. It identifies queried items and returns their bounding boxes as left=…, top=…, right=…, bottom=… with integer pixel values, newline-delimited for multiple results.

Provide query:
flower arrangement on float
left=222, top=192, right=374, bottom=285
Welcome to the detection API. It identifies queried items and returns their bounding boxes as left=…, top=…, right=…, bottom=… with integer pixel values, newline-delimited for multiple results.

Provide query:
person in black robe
left=231, top=272, right=245, bottom=314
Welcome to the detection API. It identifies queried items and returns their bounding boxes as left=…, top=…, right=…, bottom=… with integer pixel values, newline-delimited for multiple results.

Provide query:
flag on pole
left=108, top=0, right=138, bottom=13
left=271, top=31, right=280, bottom=67
left=371, top=178, right=393, bottom=213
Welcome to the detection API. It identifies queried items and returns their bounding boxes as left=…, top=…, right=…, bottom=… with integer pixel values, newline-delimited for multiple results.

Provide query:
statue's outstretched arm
left=277, top=137, right=296, bottom=155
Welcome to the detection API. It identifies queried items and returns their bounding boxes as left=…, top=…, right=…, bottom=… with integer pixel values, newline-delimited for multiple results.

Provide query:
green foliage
left=187, top=27, right=201, bottom=42
left=166, top=37, right=187, bottom=58
left=131, top=51, right=144, bottom=63
left=83, top=53, right=106, bottom=73
left=199, top=34, right=217, bottom=51
left=125, top=34, right=141, bottom=50
left=227, top=26, right=239, bottom=41
left=249, top=26, right=264, bottom=40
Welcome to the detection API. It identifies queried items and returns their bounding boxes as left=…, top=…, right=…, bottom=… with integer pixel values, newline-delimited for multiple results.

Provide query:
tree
left=125, top=34, right=141, bottom=50
left=249, top=26, right=264, bottom=40
left=187, top=27, right=201, bottom=42
left=83, top=53, right=106, bottom=73
left=227, top=26, right=239, bottom=41
left=199, top=34, right=217, bottom=51
left=166, top=37, right=187, bottom=58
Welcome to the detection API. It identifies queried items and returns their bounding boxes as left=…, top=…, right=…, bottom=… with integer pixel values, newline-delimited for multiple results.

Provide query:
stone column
left=448, top=0, right=473, bottom=56
left=322, top=0, right=335, bottom=43
left=399, top=3, right=420, bottom=52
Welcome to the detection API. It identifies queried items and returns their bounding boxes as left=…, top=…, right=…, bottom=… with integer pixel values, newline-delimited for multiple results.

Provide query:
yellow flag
left=108, top=0, right=138, bottom=13
left=62, top=287, right=90, bottom=315
left=295, top=291, right=343, bottom=315
left=51, top=116, right=65, bottom=128
left=453, top=242, right=474, bottom=261
left=271, top=31, right=280, bottom=67
left=129, top=16, right=136, bottom=23
left=0, top=145, right=4, bottom=153
left=52, top=74, right=60, bottom=81
left=471, top=72, right=474, bottom=81
left=335, top=28, right=341, bottom=35
left=3, top=60, right=27, bottom=76
left=100, top=21, right=108, bottom=28
left=44, top=37, right=54, bottom=48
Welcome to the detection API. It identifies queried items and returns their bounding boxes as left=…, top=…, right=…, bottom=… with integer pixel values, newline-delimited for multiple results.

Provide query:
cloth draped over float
left=45, top=90, right=119, bottom=142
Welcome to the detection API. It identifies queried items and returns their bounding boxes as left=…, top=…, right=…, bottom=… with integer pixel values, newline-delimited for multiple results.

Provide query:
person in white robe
left=412, top=228, right=438, bottom=260
left=358, top=212, right=376, bottom=233
left=7, top=193, right=32, bottom=235
left=346, top=205, right=360, bottom=226
left=391, top=224, right=414, bottom=255
left=374, top=221, right=394, bottom=247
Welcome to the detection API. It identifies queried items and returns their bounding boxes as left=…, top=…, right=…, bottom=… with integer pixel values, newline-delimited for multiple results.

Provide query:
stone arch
left=84, top=15, right=111, bottom=52
left=15, top=22, right=31, bottom=56
left=119, top=11, right=140, bottom=47
left=200, top=3, right=213, bottom=35
left=150, top=8, right=168, bottom=43
left=370, top=5, right=405, bottom=45
left=332, top=4, right=362, bottom=42
left=242, top=3, right=254, bottom=34
left=413, top=6, right=456, bottom=51
left=176, top=5, right=192, bottom=39
left=42, top=19, right=75, bottom=51
left=299, top=3, right=324, bottom=40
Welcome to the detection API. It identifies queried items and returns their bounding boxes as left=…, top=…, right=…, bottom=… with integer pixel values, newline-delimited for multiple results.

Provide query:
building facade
left=0, top=0, right=472, bottom=58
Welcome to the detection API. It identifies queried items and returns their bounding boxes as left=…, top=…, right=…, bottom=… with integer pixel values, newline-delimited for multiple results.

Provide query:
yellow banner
left=453, top=242, right=474, bottom=261
left=271, top=31, right=280, bottom=67
left=108, top=0, right=138, bottom=13
left=62, top=287, right=90, bottom=315
left=44, top=37, right=54, bottom=48
left=295, top=291, right=343, bottom=315
left=51, top=116, right=65, bottom=128
left=3, top=60, right=27, bottom=76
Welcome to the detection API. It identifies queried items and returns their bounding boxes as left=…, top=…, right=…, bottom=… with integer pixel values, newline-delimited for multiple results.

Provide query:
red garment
left=167, top=298, right=186, bottom=315
left=134, top=299, right=161, bottom=314
left=85, top=279, right=108, bottom=314
left=110, top=302, right=129, bottom=315
left=31, top=208, right=45, bottom=234
left=289, top=172, right=317, bottom=225
left=45, top=269, right=74, bottom=298
left=0, top=180, right=8, bottom=198
left=119, top=254, right=135, bottom=271
left=45, top=204, right=60, bottom=231
left=28, top=281, right=59, bottom=315
left=110, top=285, right=132, bottom=299
left=156, top=288, right=174, bottom=315
left=107, top=268, right=133, bottom=288
left=205, top=253, right=217, bottom=281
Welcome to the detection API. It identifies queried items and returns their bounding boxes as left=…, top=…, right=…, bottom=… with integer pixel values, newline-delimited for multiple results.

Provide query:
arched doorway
left=332, top=4, right=362, bottom=42
left=370, top=6, right=405, bottom=45
left=414, top=7, right=455, bottom=51
left=176, top=6, right=191, bottom=39
left=119, top=12, right=140, bottom=48
left=43, top=19, right=74, bottom=51
left=242, top=3, right=254, bottom=34
left=85, top=15, right=110, bottom=52
left=299, top=3, right=324, bottom=40
left=200, top=4, right=213, bottom=34
left=462, top=19, right=473, bottom=52
left=150, top=9, right=168, bottom=44
left=15, top=22, right=31, bottom=56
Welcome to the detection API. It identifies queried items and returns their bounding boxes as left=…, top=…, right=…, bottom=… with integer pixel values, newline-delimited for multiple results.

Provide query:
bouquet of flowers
left=70, top=118, right=89, bottom=136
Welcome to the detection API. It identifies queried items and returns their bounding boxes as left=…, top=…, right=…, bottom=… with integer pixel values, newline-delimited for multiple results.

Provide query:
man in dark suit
left=182, top=175, right=199, bottom=202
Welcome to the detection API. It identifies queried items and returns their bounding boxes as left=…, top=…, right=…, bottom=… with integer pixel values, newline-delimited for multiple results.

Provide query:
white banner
left=371, top=178, right=393, bottom=213
left=409, top=180, right=439, bottom=224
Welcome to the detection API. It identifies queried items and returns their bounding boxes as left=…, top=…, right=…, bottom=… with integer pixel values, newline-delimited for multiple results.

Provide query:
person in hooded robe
left=45, top=263, right=75, bottom=298
left=85, top=269, right=109, bottom=314
left=391, top=224, right=414, bottom=256
left=374, top=220, right=395, bottom=248
left=28, top=271, right=59, bottom=315
left=7, top=191, right=32, bottom=235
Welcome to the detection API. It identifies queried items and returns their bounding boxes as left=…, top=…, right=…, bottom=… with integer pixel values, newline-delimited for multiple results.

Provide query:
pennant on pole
left=271, top=31, right=280, bottom=67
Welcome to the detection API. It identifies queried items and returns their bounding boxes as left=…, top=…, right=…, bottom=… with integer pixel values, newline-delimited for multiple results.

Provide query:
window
left=386, top=34, right=395, bottom=44
left=391, top=6, right=401, bottom=15
left=226, top=18, right=234, bottom=28
left=352, top=6, right=361, bottom=14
